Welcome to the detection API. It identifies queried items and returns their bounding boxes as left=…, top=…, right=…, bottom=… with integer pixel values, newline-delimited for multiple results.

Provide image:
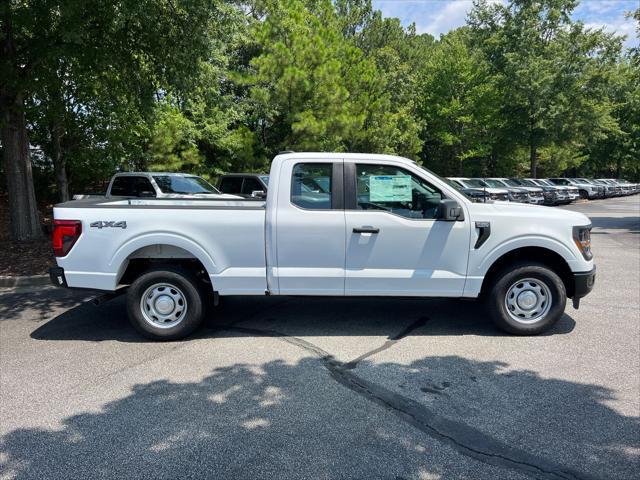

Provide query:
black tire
left=485, top=262, right=566, bottom=335
left=579, top=190, right=588, bottom=200
left=126, top=266, right=206, bottom=340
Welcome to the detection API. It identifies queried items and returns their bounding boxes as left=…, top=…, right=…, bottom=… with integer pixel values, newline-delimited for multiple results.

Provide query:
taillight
left=52, top=220, right=82, bottom=257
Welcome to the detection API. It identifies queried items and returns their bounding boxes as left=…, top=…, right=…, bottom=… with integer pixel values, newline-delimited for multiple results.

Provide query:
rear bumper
left=49, top=266, right=68, bottom=288
left=573, top=266, right=596, bottom=299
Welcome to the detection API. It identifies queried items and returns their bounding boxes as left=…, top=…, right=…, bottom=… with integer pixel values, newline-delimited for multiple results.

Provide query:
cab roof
left=273, top=152, right=416, bottom=165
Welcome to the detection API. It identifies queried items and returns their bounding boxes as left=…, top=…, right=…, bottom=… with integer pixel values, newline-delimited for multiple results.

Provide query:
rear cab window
left=241, top=177, right=264, bottom=195
left=219, top=177, right=243, bottom=194
left=110, top=176, right=155, bottom=197
left=291, top=164, right=333, bottom=209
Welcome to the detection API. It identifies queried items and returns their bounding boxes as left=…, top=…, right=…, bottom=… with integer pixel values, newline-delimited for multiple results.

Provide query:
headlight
left=573, top=226, right=592, bottom=260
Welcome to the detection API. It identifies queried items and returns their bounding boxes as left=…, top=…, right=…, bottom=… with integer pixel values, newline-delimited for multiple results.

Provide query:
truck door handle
left=353, top=227, right=379, bottom=234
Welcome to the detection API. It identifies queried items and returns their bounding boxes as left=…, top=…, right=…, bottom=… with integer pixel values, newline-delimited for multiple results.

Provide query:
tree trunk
left=50, top=119, right=69, bottom=202
left=1, top=2, right=42, bottom=239
left=488, top=148, right=498, bottom=176
left=1, top=93, right=43, bottom=240
left=530, top=142, right=538, bottom=178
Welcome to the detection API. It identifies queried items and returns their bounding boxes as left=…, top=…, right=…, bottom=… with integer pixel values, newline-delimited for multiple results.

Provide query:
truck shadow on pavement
left=28, top=294, right=576, bottom=343
left=590, top=215, right=640, bottom=233
left=0, top=352, right=637, bottom=479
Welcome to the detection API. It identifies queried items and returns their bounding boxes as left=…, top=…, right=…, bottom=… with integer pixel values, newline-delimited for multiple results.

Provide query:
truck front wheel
left=486, top=262, right=567, bottom=335
left=126, top=266, right=206, bottom=340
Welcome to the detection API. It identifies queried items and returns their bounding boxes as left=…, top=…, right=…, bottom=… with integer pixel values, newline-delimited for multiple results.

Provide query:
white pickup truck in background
left=73, top=172, right=241, bottom=200
left=50, top=152, right=596, bottom=340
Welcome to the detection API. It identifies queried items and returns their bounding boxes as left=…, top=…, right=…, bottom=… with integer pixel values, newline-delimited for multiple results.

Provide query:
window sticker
left=369, top=175, right=412, bottom=202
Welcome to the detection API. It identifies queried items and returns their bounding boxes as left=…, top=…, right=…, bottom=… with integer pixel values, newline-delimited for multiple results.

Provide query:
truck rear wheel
left=126, top=266, right=206, bottom=340
left=486, top=262, right=566, bottom=335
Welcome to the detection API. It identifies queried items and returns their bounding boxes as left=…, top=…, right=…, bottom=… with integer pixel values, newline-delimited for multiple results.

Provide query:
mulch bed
left=0, top=195, right=55, bottom=277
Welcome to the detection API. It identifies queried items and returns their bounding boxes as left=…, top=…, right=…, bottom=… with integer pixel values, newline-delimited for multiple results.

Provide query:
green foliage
left=4, top=0, right=639, bottom=209
left=467, top=0, right=629, bottom=177
left=416, top=29, right=500, bottom=176
left=245, top=0, right=422, bottom=159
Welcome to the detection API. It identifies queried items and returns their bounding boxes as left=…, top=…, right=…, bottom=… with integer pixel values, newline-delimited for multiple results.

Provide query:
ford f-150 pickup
left=50, top=152, right=596, bottom=340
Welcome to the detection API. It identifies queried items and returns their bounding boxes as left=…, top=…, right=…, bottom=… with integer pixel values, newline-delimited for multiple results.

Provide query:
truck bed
left=54, top=197, right=268, bottom=294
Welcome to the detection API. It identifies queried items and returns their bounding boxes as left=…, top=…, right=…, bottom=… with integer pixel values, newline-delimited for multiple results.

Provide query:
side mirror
left=251, top=190, right=267, bottom=198
left=438, top=199, right=464, bottom=221
left=138, top=190, right=156, bottom=198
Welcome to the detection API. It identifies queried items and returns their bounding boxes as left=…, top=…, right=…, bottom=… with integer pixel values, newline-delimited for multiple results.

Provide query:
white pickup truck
left=50, top=152, right=596, bottom=340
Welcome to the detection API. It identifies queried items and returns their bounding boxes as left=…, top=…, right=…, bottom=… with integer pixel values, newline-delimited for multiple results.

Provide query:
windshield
left=537, top=179, right=552, bottom=186
left=519, top=179, right=537, bottom=186
left=508, top=179, right=525, bottom=186
left=260, top=176, right=269, bottom=186
left=550, top=178, right=570, bottom=186
left=502, top=179, right=521, bottom=187
left=484, top=179, right=506, bottom=188
left=153, top=175, right=220, bottom=194
left=414, top=164, right=474, bottom=201
left=463, top=179, right=488, bottom=188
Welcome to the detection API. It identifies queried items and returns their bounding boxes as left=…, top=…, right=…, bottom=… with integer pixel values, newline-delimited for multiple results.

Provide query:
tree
left=416, top=29, right=500, bottom=176
left=246, top=0, right=422, bottom=159
left=1, top=0, right=225, bottom=240
left=469, top=0, right=622, bottom=177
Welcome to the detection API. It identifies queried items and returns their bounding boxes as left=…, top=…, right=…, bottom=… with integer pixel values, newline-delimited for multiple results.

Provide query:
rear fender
left=111, top=233, right=217, bottom=283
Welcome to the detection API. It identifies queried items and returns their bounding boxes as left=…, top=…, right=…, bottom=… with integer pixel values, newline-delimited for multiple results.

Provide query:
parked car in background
left=571, top=179, right=606, bottom=199
left=590, top=179, right=616, bottom=197
left=481, top=178, right=528, bottom=203
left=596, top=179, right=625, bottom=196
left=218, top=173, right=269, bottom=198
left=484, top=178, right=544, bottom=204
left=617, top=179, right=640, bottom=194
left=603, top=179, right=636, bottom=196
left=447, top=178, right=510, bottom=202
left=545, top=179, right=580, bottom=201
left=548, top=178, right=599, bottom=200
left=506, top=178, right=549, bottom=205
left=518, top=179, right=562, bottom=205
left=447, top=182, right=491, bottom=203
left=461, top=188, right=492, bottom=202
left=527, top=179, right=572, bottom=204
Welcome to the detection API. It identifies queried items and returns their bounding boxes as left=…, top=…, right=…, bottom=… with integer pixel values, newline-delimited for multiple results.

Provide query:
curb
left=0, top=275, right=50, bottom=288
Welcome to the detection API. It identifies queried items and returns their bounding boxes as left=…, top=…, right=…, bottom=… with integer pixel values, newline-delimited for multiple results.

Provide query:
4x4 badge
left=90, top=221, right=127, bottom=229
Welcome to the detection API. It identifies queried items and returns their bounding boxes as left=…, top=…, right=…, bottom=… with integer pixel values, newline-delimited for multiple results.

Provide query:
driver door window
left=355, top=164, right=442, bottom=219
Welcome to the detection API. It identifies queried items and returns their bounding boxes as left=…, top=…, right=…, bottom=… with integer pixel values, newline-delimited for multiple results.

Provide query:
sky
left=371, top=0, right=639, bottom=48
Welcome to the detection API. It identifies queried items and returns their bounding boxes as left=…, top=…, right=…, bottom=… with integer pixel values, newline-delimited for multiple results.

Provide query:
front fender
left=476, top=235, right=579, bottom=277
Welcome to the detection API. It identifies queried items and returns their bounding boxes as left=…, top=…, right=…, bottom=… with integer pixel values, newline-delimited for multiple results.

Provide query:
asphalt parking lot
left=1, top=196, right=638, bottom=480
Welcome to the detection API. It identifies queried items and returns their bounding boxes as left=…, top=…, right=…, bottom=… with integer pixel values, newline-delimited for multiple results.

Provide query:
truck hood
left=469, top=201, right=591, bottom=225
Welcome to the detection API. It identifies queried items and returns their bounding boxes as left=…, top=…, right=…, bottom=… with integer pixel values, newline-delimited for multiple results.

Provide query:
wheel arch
left=111, top=234, right=217, bottom=288
left=479, top=246, right=575, bottom=298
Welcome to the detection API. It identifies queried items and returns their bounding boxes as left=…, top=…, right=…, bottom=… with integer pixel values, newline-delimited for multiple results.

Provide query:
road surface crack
left=223, top=325, right=593, bottom=480
left=344, top=316, right=430, bottom=370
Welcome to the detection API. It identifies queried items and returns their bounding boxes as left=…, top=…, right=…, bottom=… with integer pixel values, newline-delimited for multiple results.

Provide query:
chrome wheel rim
left=504, top=278, right=552, bottom=324
left=140, top=283, right=187, bottom=328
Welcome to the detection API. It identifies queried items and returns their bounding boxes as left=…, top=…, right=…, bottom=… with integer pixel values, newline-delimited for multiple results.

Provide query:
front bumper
left=49, top=266, right=68, bottom=288
left=573, top=266, right=596, bottom=299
